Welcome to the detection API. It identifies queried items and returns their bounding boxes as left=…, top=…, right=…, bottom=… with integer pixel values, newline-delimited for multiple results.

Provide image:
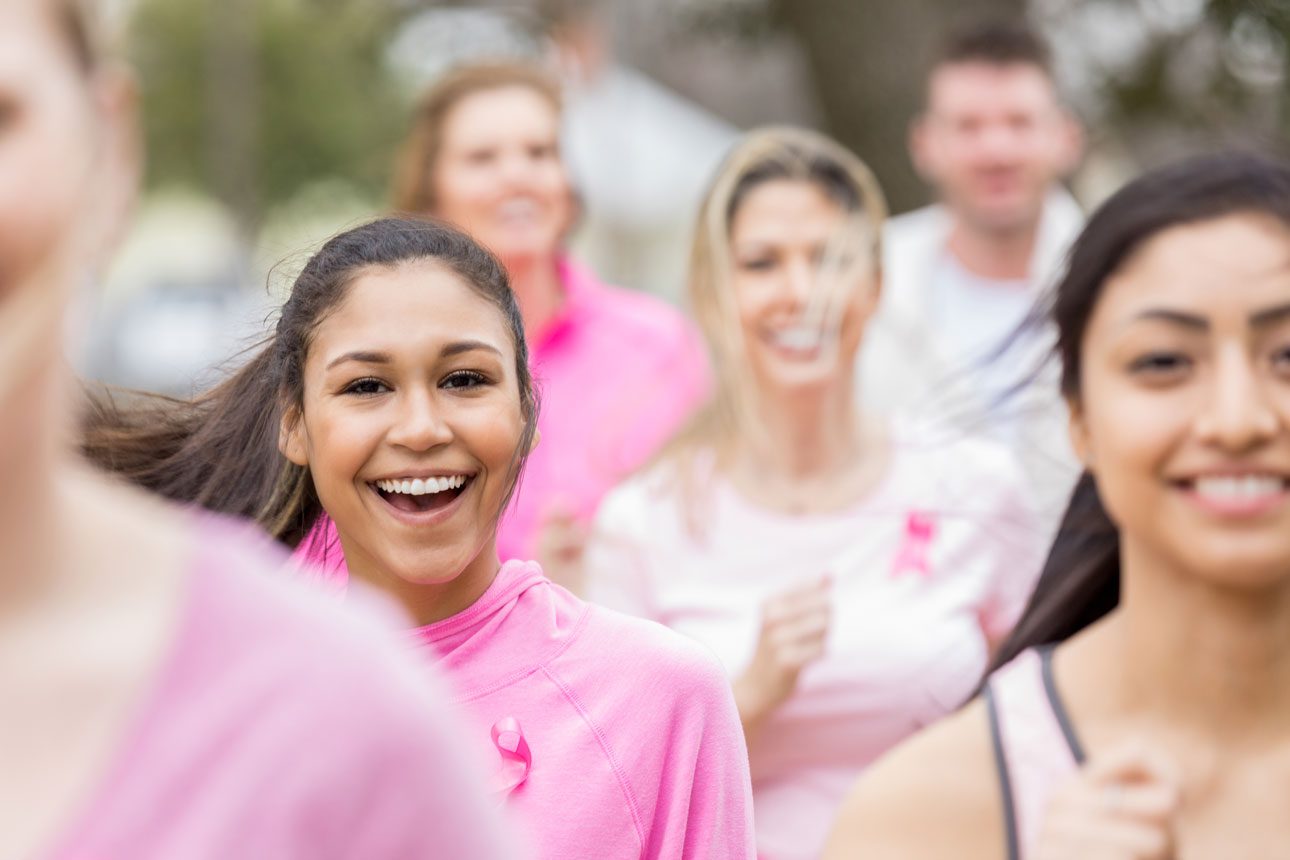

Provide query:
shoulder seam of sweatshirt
left=539, top=662, right=648, bottom=851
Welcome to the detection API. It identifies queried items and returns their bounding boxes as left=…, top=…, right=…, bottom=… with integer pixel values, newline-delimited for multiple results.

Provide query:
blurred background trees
left=123, top=0, right=1290, bottom=219
left=93, top=0, right=1289, bottom=392
left=130, top=0, right=406, bottom=236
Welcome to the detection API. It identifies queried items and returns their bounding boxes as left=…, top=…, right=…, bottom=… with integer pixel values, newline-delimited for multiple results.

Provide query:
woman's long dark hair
left=988, top=151, right=1290, bottom=672
left=82, top=217, right=540, bottom=548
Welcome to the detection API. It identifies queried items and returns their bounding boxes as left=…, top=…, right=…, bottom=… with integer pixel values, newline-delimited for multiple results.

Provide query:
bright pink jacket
left=500, top=257, right=709, bottom=560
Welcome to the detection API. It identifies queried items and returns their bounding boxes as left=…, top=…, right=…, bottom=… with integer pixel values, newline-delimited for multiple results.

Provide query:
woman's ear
left=528, top=426, right=542, bottom=454
left=1066, top=394, right=1094, bottom=470
left=279, top=402, right=309, bottom=467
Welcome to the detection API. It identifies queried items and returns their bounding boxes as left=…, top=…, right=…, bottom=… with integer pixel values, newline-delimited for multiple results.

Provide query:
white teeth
left=375, top=476, right=468, bottom=495
left=499, top=199, right=538, bottom=221
left=772, top=327, right=823, bottom=352
left=1193, top=475, right=1286, bottom=500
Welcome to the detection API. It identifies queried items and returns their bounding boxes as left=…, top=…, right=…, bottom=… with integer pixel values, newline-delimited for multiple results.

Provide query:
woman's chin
left=380, top=547, right=475, bottom=588
left=488, top=234, right=560, bottom=268
left=754, top=360, right=851, bottom=394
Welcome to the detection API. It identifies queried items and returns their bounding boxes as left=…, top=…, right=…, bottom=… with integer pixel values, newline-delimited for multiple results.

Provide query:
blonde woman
left=585, top=127, right=1045, bottom=860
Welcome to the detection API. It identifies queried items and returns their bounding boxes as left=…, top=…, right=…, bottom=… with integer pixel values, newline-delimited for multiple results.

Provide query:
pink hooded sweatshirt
left=306, top=557, right=755, bottom=860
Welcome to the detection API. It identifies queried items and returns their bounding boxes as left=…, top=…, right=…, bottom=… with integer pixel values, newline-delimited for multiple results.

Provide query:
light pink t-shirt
left=47, top=515, right=516, bottom=860
left=292, top=257, right=708, bottom=575
left=585, top=432, right=1045, bottom=860
left=395, top=559, right=753, bottom=859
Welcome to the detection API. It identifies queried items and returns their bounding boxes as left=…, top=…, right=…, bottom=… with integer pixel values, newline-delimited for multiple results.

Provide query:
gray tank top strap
left=1038, top=646, right=1086, bottom=764
left=984, top=683, right=1022, bottom=860
left=985, top=648, right=1086, bottom=860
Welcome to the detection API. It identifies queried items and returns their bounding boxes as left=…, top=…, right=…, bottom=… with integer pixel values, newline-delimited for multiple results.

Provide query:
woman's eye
left=738, top=258, right=775, bottom=272
left=442, top=370, right=489, bottom=390
left=1128, top=352, right=1191, bottom=377
left=1272, top=345, right=1290, bottom=371
left=343, top=378, right=388, bottom=396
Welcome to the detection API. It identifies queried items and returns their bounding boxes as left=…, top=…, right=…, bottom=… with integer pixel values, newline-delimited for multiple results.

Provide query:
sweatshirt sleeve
left=632, top=638, right=756, bottom=860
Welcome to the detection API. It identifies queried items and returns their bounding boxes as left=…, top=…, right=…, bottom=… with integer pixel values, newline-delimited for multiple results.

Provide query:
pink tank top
left=985, top=648, right=1083, bottom=860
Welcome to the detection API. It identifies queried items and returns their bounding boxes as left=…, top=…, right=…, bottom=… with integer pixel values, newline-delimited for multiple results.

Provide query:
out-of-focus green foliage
left=128, top=0, right=407, bottom=231
left=1078, top=1, right=1288, bottom=160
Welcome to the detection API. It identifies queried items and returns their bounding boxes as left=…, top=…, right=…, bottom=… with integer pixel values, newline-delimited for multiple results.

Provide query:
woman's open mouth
left=370, top=475, right=474, bottom=515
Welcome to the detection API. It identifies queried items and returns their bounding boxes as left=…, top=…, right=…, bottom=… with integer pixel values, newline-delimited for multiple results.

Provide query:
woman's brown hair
left=391, top=62, right=562, bottom=214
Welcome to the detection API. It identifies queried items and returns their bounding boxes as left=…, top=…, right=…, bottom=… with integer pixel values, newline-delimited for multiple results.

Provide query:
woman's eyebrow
left=325, top=350, right=391, bottom=371
left=1250, top=301, right=1290, bottom=329
left=441, top=340, right=503, bottom=358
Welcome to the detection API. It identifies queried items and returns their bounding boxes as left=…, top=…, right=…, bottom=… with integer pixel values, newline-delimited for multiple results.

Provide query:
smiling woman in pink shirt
left=298, top=62, right=709, bottom=583
left=87, top=217, right=755, bottom=859
left=584, top=128, right=1046, bottom=860
left=4, top=2, right=517, bottom=859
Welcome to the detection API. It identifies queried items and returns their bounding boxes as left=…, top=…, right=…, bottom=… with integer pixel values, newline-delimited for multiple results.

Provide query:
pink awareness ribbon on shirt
left=490, top=717, right=532, bottom=800
left=890, top=511, right=937, bottom=579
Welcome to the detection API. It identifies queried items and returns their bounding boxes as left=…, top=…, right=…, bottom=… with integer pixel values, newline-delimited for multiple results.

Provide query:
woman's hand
left=1035, top=742, right=1180, bottom=860
left=733, top=575, right=831, bottom=735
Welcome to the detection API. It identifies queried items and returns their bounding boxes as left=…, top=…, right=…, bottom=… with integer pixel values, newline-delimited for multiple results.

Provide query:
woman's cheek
left=469, top=401, right=528, bottom=470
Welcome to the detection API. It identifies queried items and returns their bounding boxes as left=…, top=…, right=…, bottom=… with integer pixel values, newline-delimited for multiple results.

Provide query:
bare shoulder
left=824, top=698, right=1005, bottom=860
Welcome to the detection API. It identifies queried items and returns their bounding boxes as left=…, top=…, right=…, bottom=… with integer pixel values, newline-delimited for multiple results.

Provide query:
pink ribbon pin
left=490, top=717, right=532, bottom=800
left=890, top=511, right=937, bottom=579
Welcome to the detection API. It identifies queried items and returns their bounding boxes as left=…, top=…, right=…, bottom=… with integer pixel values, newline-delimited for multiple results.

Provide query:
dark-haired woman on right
left=826, top=152, right=1290, bottom=860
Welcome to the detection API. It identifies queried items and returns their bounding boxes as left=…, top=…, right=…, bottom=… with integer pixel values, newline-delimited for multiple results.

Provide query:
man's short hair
left=933, top=20, right=1054, bottom=77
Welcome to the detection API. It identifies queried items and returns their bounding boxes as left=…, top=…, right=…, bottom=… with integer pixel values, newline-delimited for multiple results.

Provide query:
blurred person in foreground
left=1, top=1, right=517, bottom=857
left=859, top=21, right=1085, bottom=521
left=298, top=62, right=709, bottom=590
left=585, top=127, right=1045, bottom=860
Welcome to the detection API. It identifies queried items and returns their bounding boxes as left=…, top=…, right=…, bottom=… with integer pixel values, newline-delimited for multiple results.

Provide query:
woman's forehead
left=311, top=264, right=514, bottom=359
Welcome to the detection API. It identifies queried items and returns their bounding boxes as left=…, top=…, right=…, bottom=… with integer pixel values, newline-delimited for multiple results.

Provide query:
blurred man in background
left=860, top=20, right=1084, bottom=519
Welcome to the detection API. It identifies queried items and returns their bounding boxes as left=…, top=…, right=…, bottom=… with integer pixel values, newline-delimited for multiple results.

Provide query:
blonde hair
left=660, top=127, right=888, bottom=524
left=391, top=62, right=563, bottom=214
